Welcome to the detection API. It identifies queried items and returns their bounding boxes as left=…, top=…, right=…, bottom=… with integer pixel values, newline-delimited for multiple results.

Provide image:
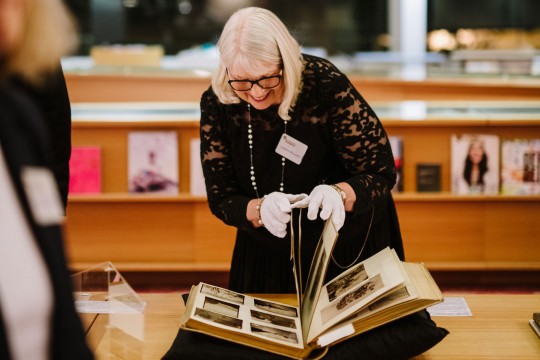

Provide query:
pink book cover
left=389, top=136, right=403, bottom=193
left=128, top=131, right=178, bottom=194
left=69, top=146, right=102, bottom=194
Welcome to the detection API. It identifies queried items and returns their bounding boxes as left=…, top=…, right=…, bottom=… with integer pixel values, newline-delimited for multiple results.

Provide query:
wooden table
left=82, top=292, right=540, bottom=359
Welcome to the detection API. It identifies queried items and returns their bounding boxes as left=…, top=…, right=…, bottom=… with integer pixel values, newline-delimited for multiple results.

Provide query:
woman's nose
left=249, top=83, right=267, bottom=97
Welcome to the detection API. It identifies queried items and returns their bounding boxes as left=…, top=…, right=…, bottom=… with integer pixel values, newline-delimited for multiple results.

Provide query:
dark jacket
left=10, top=67, right=72, bottom=209
left=0, top=82, right=93, bottom=360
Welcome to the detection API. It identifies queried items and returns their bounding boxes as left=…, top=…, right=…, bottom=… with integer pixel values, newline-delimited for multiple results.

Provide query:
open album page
left=290, top=210, right=303, bottom=317
left=306, top=247, right=407, bottom=343
left=299, top=220, right=339, bottom=342
left=186, top=283, right=304, bottom=350
left=318, top=261, right=443, bottom=347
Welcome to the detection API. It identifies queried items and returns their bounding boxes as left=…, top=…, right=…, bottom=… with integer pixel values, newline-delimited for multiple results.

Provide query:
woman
left=463, top=138, right=488, bottom=193
left=0, top=0, right=93, bottom=359
left=200, top=7, right=404, bottom=293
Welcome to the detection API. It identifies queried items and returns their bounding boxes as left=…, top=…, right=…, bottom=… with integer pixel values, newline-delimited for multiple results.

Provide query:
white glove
left=305, top=184, right=346, bottom=230
left=260, top=192, right=306, bottom=238
left=289, top=193, right=309, bottom=208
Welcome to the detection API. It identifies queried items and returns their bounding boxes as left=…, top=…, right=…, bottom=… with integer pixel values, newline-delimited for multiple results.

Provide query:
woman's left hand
left=302, top=185, right=346, bottom=230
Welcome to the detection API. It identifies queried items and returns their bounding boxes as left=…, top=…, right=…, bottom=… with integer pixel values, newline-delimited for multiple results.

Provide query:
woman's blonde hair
left=211, top=7, right=303, bottom=120
left=5, top=0, right=77, bottom=84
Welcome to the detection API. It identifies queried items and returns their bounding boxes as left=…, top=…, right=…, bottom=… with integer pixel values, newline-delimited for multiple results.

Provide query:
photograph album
left=180, top=217, right=443, bottom=359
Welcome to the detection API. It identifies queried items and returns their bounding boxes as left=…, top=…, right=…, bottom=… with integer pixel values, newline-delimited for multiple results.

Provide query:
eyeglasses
left=227, top=73, right=282, bottom=91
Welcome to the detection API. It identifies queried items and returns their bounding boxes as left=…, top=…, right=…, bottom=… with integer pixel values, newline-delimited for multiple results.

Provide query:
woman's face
left=0, top=0, right=24, bottom=55
left=227, top=63, right=284, bottom=111
left=469, top=142, right=484, bottom=164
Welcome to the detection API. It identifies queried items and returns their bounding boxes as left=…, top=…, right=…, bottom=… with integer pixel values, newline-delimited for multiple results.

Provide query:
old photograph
left=203, top=296, right=240, bottom=318
left=326, top=264, right=368, bottom=302
left=250, top=309, right=297, bottom=329
left=253, top=299, right=298, bottom=318
left=369, top=286, right=409, bottom=312
left=250, top=323, right=299, bottom=344
left=320, top=273, right=384, bottom=324
left=201, top=284, right=245, bottom=305
left=195, top=308, right=243, bottom=329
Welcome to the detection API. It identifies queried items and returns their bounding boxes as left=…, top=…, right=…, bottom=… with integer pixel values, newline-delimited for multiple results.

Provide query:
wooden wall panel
left=65, top=73, right=540, bottom=104
left=66, top=74, right=211, bottom=103
left=395, top=199, right=540, bottom=269
left=65, top=200, right=236, bottom=270
left=396, top=201, right=486, bottom=264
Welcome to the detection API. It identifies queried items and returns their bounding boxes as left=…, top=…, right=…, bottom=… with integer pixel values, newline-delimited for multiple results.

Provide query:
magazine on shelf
left=450, top=134, right=500, bottom=195
left=416, top=163, right=441, bottom=192
left=180, top=219, right=443, bottom=359
left=501, top=139, right=540, bottom=195
left=389, top=136, right=403, bottom=193
left=127, top=131, right=179, bottom=194
left=190, top=138, right=206, bottom=196
left=68, top=146, right=101, bottom=194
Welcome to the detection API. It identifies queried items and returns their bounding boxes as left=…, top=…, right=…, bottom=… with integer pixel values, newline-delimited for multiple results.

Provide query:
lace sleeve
left=327, top=70, right=396, bottom=214
left=200, top=89, right=252, bottom=230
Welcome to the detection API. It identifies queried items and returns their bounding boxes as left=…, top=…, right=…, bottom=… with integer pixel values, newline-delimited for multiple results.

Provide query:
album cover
left=451, top=134, right=500, bottom=195
left=416, top=163, right=441, bottom=192
left=68, top=146, right=101, bottom=194
left=501, top=139, right=540, bottom=195
left=128, top=131, right=179, bottom=194
left=389, top=136, right=403, bottom=193
left=190, top=138, right=206, bottom=196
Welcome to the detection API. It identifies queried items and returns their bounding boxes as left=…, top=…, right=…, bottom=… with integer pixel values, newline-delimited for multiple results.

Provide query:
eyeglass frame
left=226, top=70, right=283, bottom=91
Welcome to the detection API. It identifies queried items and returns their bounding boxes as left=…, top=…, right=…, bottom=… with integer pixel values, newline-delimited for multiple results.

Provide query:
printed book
left=451, top=134, right=500, bottom=195
left=530, top=312, right=540, bottom=338
left=190, top=138, right=206, bottom=196
left=68, top=146, right=101, bottom=194
left=128, top=131, right=179, bottom=194
left=501, top=139, right=540, bottom=195
left=389, top=136, right=403, bottom=193
left=416, top=163, right=441, bottom=192
left=180, top=220, right=443, bottom=359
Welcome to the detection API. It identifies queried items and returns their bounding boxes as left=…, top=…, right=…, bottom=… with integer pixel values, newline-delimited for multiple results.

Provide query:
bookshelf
left=64, top=71, right=540, bottom=103
left=66, top=101, right=540, bottom=288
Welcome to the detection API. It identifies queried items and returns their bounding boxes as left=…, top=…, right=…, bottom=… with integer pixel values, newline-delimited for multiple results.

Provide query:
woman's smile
left=227, top=65, right=283, bottom=110
left=250, top=92, right=270, bottom=102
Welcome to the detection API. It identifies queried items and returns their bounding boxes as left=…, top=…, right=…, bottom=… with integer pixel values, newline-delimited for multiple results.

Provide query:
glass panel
left=72, top=261, right=146, bottom=313
left=72, top=262, right=146, bottom=358
left=64, top=0, right=389, bottom=56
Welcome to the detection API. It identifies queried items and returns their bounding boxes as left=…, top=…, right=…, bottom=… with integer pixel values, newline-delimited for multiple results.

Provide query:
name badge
left=21, top=166, right=64, bottom=226
left=275, top=134, right=308, bottom=165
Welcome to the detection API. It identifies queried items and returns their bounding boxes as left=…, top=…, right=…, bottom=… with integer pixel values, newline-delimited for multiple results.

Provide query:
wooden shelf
left=65, top=71, right=540, bottom=103
left=65, top=100, right=540, bottom=282
left=393, top=193, right=540, bottom=202
left=422, top=261, right=540, bottom=271
left=68, top=192, right=206, bottom=203
left=67, top=192, right=540, bottom=203
left=69, top=261, right=231, bottom=272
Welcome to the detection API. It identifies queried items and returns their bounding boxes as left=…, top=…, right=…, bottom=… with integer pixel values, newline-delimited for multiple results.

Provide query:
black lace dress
left=200, top=54, right=404, bottom=294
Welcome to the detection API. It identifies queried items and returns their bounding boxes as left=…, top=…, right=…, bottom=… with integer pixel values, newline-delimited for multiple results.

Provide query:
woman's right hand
left=259, top=192, right=307, bottom=238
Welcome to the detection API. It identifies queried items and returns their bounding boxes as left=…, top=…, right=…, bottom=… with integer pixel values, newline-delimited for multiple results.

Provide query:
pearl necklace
left=247, top=103, right=287, bottom=198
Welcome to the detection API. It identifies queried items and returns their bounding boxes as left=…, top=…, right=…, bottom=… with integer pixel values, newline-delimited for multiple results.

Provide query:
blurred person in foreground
left=0, top=0, right=94, bottom=359
left=10, top=66, right=72, bottom=209
left=200, top=7, right=404, bottom=294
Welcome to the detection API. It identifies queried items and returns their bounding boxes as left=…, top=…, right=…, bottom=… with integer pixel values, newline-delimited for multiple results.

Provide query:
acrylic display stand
left=72, top=261, right=146, bottom=312
left=72, top=262, right=146, bottom=356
